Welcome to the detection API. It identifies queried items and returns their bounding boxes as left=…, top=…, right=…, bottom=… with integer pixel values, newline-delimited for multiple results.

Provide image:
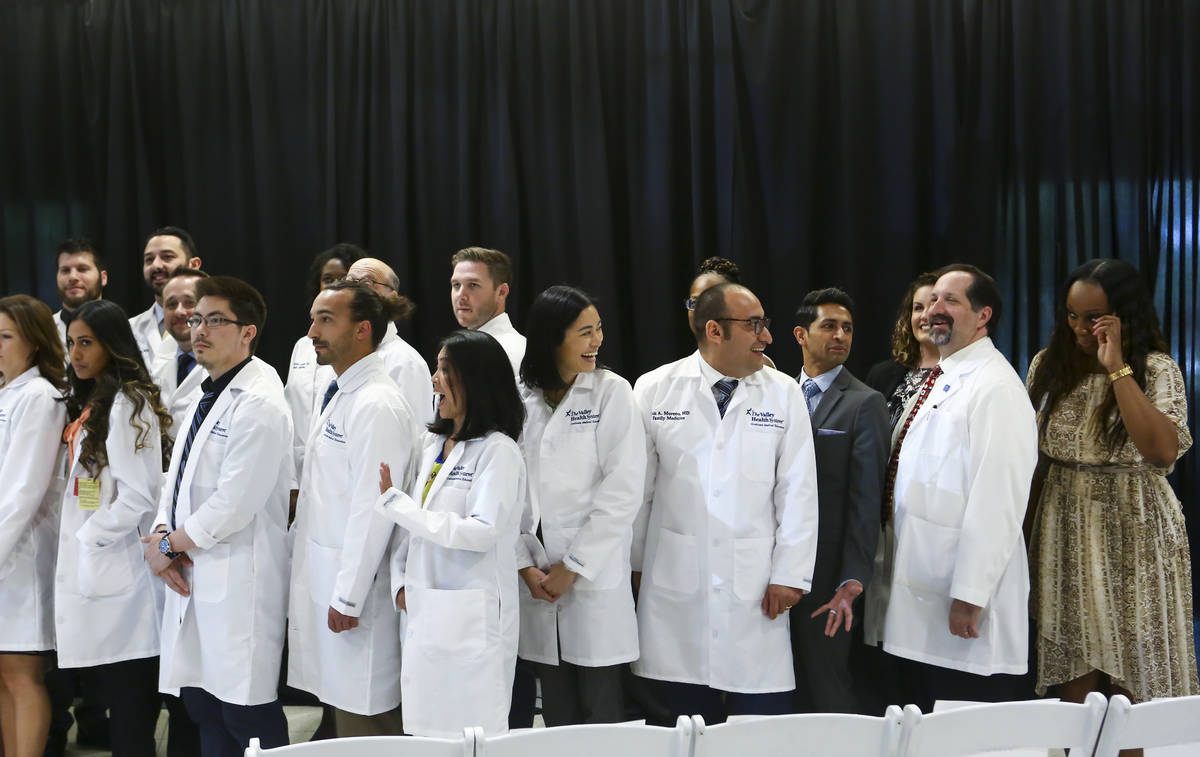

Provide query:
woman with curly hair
left=0, top=295, right=68, bottom=757
left=56, top=299, right=173, bottom=757
left=1027, top=258, right=1197, bottom=711
left=864, top=271, right=940, bottom=429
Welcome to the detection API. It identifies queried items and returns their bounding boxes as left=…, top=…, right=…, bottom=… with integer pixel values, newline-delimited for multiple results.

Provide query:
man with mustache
left=152, top=268, right=210, bottom=441
left=53, top=237, right=108, bottom=347
left=131, top=227, right=203, bottom=367
left=880, top=264, right=1037, bottom=710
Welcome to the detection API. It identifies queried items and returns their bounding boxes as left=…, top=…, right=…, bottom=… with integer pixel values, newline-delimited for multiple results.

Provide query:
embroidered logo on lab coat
left=446, top=464, right=473, bottom=483
left=745, top=408, right=785, bottom=430
left=291, top=360, right=311, bottom=370
left=566, top=408, right=600, bottom=426
left=650, top=409, right=691, bottom=422
left=322, top=421, right=346, bottom=444
left=211, top=421, right=230, bottom=439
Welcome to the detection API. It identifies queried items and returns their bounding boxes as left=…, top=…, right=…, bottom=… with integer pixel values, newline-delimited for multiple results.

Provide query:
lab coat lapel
left=420, top=438, right=466, bottom=509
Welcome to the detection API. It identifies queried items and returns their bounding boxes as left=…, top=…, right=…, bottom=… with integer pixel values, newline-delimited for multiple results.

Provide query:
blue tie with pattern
left=170, top=389, right=218, bottom=529
left=712, top=378, right=738, bottom=418
left=320, top=379, right=339, bottom=412
left=802, top=378, right=821, bottom=417
left=176, top=352, right=196, bottom=387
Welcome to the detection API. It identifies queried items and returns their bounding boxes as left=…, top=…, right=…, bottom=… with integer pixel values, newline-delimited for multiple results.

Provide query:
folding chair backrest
left=473, top=718, right=692, bottom=757
left=899, top=692, right=1107, bottom=757
left=1093, top=694, right=1200, bottom=757
left=692, top=708, right=904, bottom=757
left=244, top=733, right=473, bottom=757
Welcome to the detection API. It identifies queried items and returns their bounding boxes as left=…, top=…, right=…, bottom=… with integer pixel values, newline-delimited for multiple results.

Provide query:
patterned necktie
left=176, top=352, right=196, bottom=387
left=882, top=365, right=943, bottom=525
left=801, top=378, right=821, bottom=417
left=712, top=378, right=738, bottom=418
left=320, top=379, right=339, bottom=412
left=170, top=389, right=219, bottom=529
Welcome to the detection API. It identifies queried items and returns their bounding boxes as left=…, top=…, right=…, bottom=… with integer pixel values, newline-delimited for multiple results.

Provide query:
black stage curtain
left=2, top=0, right=1197, bottom=577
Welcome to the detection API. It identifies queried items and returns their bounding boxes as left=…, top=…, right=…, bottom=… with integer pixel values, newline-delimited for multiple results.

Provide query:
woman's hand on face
left=378, top=462, right=393, bottom=494
left=1092, top=314, right=1126, bottom=373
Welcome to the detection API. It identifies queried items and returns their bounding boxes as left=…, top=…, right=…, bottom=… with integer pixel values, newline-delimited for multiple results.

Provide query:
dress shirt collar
left=201, top=356, right=252, bottom=397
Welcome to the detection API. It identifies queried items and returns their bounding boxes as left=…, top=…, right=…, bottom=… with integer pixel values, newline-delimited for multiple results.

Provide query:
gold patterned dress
left=1028, top=350, right=1197, bottom=701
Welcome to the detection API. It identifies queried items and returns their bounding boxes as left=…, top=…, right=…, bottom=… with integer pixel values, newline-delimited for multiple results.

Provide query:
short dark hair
left=194, top=276, right=267, bottom=351
left=56, top=237, right=105, bottom=270
left=794, top=287, right=856, bottom=329
left=935, top=263, right=1002, bottom=336
left=166, top=267, right=209, bottom=282
left=428, top=330, right=525, bottom=442
left=695, top=256, right=741, bottom=284
left=306, top=243, right=365, bottom=300
left=520, top=285, right=599, bottom=392
left=690, top=282, right=736, bottom=344
left=321, top=279, right=397, bottom=349
left=450, top=247, right=513, bottom=287
left=144, top=226, right=198, bottom=259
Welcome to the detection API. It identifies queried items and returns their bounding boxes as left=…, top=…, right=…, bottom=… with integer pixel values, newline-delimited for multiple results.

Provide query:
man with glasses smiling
left=632, top=282, right=819, bottom=724
left=145, top=276, right=294, bottom=757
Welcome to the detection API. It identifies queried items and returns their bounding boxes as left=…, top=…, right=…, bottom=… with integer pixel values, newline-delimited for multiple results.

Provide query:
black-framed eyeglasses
left=186, top=314, right=251, bottom=329
left=345, top=275, right=396, bottom=292
left=685, top=297, right=698, bottom=311
left=715, top=317, right=771, bottom=335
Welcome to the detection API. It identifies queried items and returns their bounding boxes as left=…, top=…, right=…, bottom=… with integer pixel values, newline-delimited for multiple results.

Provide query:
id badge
left=75, top=477, right=101, bottom=510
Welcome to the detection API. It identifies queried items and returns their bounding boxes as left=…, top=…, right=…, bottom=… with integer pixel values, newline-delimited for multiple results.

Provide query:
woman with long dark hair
left=56, top=300, right=173, bottom=757
left=375, top=329, right=526, bottom=737
left=0, top=296, right=68, bottom=757
left=514, top=286, right=644, bottom=725
left=1027, top=259, right=1196, bottom=708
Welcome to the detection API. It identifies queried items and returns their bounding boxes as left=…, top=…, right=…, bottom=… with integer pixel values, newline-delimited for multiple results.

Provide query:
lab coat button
left=713, top=489, right=722, bottom=498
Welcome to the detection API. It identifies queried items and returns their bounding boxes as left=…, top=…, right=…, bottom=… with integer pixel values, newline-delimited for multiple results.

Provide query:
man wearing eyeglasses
left=631, top=282, right=819, bottom=724
left=144, top=276, right=294, bottom=757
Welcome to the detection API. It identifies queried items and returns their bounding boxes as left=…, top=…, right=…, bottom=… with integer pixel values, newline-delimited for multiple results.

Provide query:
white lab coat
left=516, top=369, right=644, bottom=667
left=0, top=368, right=66, bottom=651
left=55, top=392, right=163, bottom=667
left=477, top=313, right=526, bottom=376
left=156, top=357, right=293, bottom=705
left=285, top=323, right=432, bottom=483
left=54, top=309, right=68, bottom=348
left=631, top=352, right=819, bottom=693
left=288, top=352, right=420, bottom=715
left=882, top=337, right=1037, bottom=676
left=151, top=343, right=206, bottom=442
left=129, top=304, right=165, bottom=368
left=376, top=431, right=525, bottom=738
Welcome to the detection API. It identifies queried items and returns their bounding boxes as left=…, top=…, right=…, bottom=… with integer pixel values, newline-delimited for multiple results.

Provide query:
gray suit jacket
left=798, top=367, right=889, bottom=599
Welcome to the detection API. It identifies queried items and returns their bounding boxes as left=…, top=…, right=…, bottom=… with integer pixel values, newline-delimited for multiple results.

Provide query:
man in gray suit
left=789, top=287, right=889, bottom=713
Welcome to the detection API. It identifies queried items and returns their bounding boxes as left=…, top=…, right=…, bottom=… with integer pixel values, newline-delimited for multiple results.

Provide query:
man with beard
left=131, top=227, right=203, bottom=366
left=53, top=237, right=107, bottom=347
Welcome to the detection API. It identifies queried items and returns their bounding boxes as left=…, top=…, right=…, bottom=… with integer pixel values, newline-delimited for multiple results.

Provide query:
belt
left=1048, top=458, right=1142, bottom=474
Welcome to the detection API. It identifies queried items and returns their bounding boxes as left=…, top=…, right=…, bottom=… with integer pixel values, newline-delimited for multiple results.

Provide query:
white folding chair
left=471, top=717, right=693, bottom=757
left=1093, top=694, right=1200, bottom=756
left=691, top=707, right=904, bottom=757
left=897, top=692, right=1108, bottom=757
left=244, top=732, right=474, bottom=757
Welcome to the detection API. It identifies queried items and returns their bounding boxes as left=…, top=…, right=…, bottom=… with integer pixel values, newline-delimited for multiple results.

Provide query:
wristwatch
left=159, top=532, right=180, bottom=559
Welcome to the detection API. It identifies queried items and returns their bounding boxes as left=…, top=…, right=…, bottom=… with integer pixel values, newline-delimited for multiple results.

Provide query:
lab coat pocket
left=733, top=537, right=773, bottom=600
left=77, top=539, right=136, bottom=598
left=191, top=435, right=229, bottom=489
left=743, top=431, right=779, bottom=482
left=192, top=542, right=231, bottom=603
left=649, top=528, right=697, bottom=594
left=305, top=540, right=341, bottom=608
left=408, top=587, right=487, bottom=658
left=895, top=516, right=959, bottom=595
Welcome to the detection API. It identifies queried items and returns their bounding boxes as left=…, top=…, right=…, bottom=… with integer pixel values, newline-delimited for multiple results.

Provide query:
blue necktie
left=712, top=378, right=738, bottom=418
left=170, top=390, right=218, bottom=529
left=176, top=352, right=196, bottom=387
left=320, top=379, right=339, bottom=412
left=802, top=378, right=821, bottom=416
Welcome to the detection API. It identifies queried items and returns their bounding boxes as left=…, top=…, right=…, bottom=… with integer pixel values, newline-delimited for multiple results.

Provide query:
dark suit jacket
left=798, top=366, right=890, bottom=600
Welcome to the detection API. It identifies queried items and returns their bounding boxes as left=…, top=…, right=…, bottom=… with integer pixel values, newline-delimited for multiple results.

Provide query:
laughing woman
left=58, top=300, right=173, bottom=757
left=376, top=329, right=526, bottom=737
left=514, top=286, right=645, bottom=725
left=0, top=296, right=68, bottom=757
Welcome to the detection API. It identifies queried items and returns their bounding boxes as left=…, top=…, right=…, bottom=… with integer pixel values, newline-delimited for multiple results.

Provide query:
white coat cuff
left=186, top=520, right=219, bottom=551
left=330, top=595, right=363, bottom=617
left=376, top=487, right=416, bottom=520
left=562, top=552, right=595, bottom=582
left=74, top=522, right=111, bottom=549
left=950, top=583, right=990, bottom=609
left=771, top=573, right=812, bottom=593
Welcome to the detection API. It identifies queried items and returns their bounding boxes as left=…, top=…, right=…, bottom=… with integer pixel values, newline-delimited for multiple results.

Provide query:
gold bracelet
left=1108, top=364, right=1133, bottom=383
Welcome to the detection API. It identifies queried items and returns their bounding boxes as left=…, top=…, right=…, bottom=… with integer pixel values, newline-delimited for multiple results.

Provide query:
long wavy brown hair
left=889, top=272, right=939, bottom=368
left=1027, top=259, right=1168, bottom=452
left=0, top=295, right=67, bottom=391
left=64, top=300, right=172, bottom=476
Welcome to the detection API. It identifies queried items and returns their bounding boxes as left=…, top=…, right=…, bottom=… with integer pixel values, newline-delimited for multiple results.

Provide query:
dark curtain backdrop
left=2, top=0, right=1197, bottom=580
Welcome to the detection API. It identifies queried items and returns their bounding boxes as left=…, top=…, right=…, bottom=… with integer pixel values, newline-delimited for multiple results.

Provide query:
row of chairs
left=244, top=692, right=1200, bottom=757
